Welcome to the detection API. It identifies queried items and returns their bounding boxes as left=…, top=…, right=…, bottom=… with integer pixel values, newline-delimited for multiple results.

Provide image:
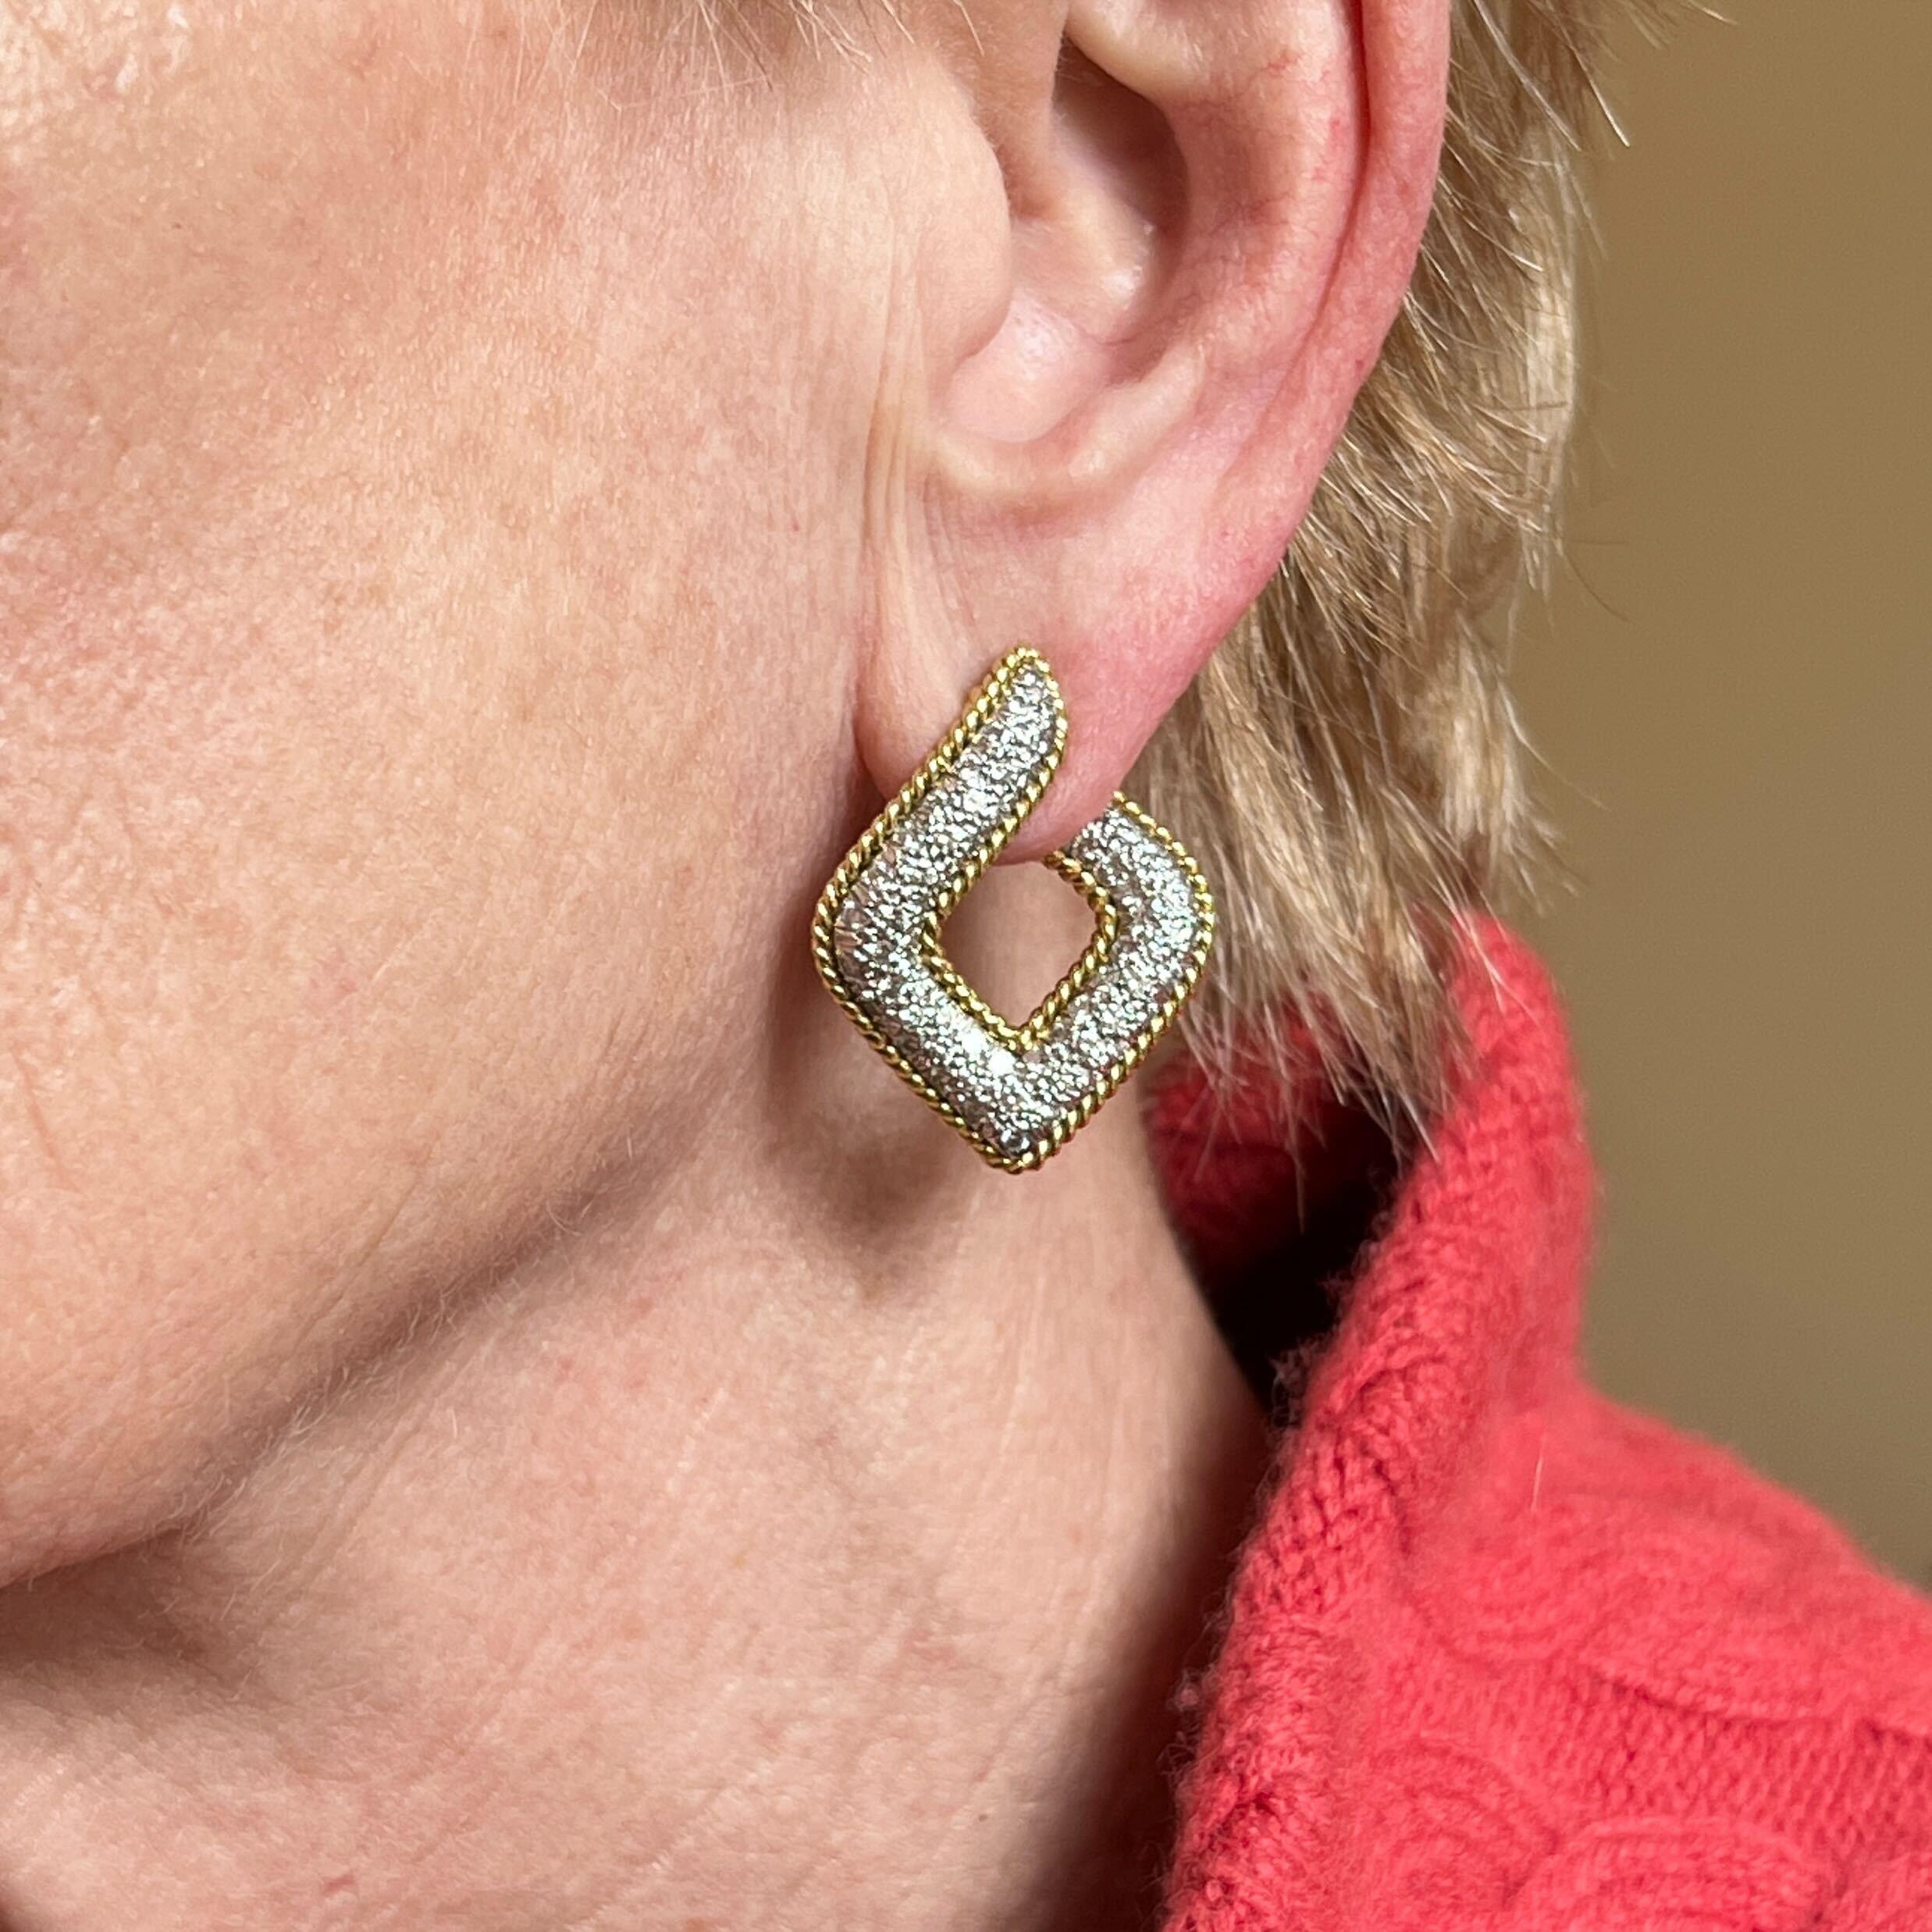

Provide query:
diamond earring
left=812, top=647, right=1215, bottom=1172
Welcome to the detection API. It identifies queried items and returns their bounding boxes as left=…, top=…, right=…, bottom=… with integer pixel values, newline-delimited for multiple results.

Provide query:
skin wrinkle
left=0, top=1036, right=69, bottom=1195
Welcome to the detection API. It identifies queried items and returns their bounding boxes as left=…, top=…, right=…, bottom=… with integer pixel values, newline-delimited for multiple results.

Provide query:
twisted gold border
left=810, top=647, right=1215, bottom=1172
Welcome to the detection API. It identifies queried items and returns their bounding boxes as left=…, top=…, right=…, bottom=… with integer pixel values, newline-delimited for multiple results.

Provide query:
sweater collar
left=1147, top=920, right=1595, bottom=1927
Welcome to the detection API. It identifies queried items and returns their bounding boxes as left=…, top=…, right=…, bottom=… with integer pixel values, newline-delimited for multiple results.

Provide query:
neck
left=0, top=878, right=1269, bottom=1930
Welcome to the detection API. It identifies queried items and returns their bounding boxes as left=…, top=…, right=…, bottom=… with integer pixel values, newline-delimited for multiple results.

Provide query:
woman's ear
left=857, top=0, right=1450, bottom=857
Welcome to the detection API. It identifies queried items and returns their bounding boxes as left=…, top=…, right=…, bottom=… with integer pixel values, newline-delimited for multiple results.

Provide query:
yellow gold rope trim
left=810, top=647, right=1215, bottom=1172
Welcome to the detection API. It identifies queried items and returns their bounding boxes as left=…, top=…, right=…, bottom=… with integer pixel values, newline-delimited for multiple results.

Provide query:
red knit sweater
left=1147, top=924, right=1932, bottom=1930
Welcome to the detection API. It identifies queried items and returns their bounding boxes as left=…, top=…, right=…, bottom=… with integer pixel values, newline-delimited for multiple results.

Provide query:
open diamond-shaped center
left=925, top=851, right=1120, bottom=1053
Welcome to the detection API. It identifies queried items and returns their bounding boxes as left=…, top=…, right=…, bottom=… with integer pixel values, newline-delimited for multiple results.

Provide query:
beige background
left=1515, top=5, right=1930, bottom=1579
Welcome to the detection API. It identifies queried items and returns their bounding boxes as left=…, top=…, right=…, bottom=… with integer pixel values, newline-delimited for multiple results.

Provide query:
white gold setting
left=812, top=649, right=1215, bottom=1172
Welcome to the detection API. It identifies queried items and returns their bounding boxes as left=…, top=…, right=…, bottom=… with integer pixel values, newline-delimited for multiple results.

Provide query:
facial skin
left=0, top=1, right=1446, bottom=1923
left=1, top=2, right=862, bottom=1574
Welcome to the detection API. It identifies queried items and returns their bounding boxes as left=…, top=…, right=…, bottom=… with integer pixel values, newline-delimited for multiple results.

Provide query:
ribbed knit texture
left=1148, top=923, right=1932, bottom=1930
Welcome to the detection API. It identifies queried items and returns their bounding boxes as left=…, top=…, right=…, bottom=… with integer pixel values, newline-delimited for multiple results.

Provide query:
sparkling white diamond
left=813, top=649, right=1215, bottom=1170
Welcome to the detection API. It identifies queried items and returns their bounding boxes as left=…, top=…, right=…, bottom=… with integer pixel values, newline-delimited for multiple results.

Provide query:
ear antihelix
left=1063, top=0, right=1215, bottom=106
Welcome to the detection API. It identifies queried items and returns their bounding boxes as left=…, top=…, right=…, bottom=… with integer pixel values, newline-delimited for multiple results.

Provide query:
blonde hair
left=1134, top=0, right=1663, bottom=1122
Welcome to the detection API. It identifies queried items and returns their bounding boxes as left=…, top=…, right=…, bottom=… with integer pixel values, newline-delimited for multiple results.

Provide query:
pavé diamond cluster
left=811, top=648, right=1215, bottom=1171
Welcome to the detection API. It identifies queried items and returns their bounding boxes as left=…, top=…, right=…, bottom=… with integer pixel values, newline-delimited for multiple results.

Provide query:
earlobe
left=860, top=0, right=1450, bottom=858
